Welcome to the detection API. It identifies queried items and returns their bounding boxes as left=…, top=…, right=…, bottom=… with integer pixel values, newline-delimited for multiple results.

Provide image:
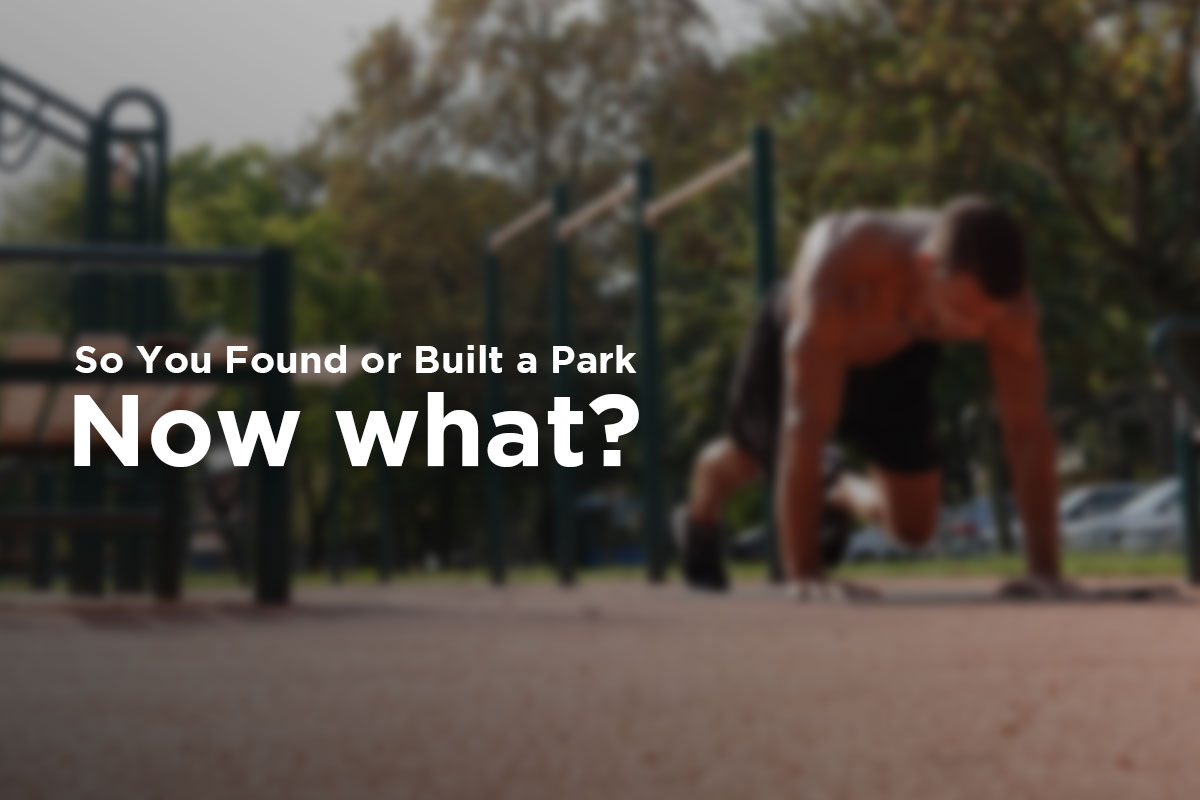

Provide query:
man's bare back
left=783, top=209, right=1036, bottom=367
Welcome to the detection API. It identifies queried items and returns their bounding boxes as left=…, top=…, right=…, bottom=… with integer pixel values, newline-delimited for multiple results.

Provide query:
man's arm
left=987, top=301, right=1060, bottom=579
left=776, top=301, right=847, bottom=579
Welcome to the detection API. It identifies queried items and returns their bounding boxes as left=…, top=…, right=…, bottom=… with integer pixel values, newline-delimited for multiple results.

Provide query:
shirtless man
left=675, top=196, right=1065, bottom=598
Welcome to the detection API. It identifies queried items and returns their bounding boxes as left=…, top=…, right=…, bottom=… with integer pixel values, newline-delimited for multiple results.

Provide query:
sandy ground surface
left=2, top=578, right=1200, bottom=800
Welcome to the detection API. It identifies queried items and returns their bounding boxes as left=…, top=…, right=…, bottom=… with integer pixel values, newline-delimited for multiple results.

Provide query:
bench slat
left=0, top=334, right=63, bottom=446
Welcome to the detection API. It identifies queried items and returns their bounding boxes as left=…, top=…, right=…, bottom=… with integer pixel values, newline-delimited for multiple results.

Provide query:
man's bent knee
left=874, top=468, right=940, bottom=547
left=696, top=438, right=758, bottom=484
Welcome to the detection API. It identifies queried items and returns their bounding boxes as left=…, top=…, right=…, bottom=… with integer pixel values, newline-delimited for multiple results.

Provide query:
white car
left=1058, top=483, right=1144, bottom=550
left=845, top=526, right=930, bottom=562
left=1117, top=478, right=1183, bottom=553
left=1063, top=478, right=1181, bottom=552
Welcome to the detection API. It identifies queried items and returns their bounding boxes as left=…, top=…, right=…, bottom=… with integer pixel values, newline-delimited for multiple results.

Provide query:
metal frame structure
left=482, top=196, right=555, bottom=586
left=634, top=125, right=782, bottom=583
left=0, top=244, right=294, bottom=604
left=1, top=61, right=171, bottom=342
left=480, top=125, right=783, bottom=586
left=0, top=61, right=170, bottom=248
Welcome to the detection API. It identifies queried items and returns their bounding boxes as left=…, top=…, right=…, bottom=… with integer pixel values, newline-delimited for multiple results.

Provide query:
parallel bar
left=549, top=182, right=576, bottom=586
left=751, top=125, right=784, bottom=584
left=557, top=177, right=634, bottom=241
left=255, top=248, right=293, bottom=604
left=488, top=200, right=552, bottom=252
left=644, top=149, right=751, bottom=226
left=634, top=158, right=667, bottom=582
left=0, top=244, right=265, bottom=266
left=375, top=355, right=395, bottom=582
left=327, top=386, right=344, bottom=584
left=483, top=250, right=507, bottom=585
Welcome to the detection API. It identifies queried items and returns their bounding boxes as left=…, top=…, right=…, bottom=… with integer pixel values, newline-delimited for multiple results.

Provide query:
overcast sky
left=1, top=0, right=772, bottom=188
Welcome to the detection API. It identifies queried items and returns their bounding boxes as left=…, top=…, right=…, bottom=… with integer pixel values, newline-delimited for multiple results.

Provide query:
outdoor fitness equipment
left=481, top=125, right=783, bottom=586
left=0, top=244, right=294, bottom=604
left=0, top=60, right=171, bottom=328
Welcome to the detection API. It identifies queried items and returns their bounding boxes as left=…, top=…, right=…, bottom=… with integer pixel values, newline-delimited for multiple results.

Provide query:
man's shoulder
left=811, top=207, right=937, bottom=236
left=794, top=209, right=922, bottom=291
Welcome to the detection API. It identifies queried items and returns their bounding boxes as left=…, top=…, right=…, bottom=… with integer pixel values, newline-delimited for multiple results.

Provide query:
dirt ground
left=2, top=578, right=1199, bottom=800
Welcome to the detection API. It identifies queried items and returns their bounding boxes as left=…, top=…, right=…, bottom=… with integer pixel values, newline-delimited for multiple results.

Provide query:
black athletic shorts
left=726, top=287, right=941, bottom=475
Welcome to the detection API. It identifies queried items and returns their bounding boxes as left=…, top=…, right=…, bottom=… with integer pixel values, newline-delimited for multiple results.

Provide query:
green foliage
left=4, top=0, right=1196, bottom=567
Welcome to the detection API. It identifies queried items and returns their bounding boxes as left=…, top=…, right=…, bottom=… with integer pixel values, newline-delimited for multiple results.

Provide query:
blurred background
left=2, top=0, right=1200, bottom=590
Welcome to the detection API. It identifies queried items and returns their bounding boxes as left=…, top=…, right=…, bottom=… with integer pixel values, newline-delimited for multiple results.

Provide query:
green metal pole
left=635, top=159, right=667, bottom=583
left=483, top=250, right=507, bottom=586
left=66, top=466, right=105, bottom=596
left=327, top=386, right=344, bottom=584
left=30, top=470, right=54, bottom=590
left=550, top=182, right=575, bottom=586
left=752, top=125, right=784, bottom=584
left=113, top=468, right=144, bottom=593
left=84, top=119, right=109, bottom=243
left=376, top=355, right=395, bottom=582
left=151, top=431, right=188, bottom=601
left=256, top=247, right=293, bottom=604
left=1174, top=398, right=1200, bottom=584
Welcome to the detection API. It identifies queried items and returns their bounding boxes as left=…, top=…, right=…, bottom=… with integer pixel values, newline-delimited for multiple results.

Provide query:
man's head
left=917, top=195, right=1028, bottom=336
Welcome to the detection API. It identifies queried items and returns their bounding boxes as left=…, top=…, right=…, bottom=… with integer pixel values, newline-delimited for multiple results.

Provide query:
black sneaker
left=819, top=504, right=854, bottom=569
left=672, top=507, right=730, bottom=592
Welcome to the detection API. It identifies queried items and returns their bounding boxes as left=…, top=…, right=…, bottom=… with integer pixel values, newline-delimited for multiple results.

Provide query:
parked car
left=729, top=524, right=768, bottom=562
left=845, top=526, right=931, bottom=562
left=731, top=522, right=930, bottom=564
left=1116, top=478, right=1182, bottom=553
left=1060, top=483, right=1143, bottom=523
left=1059, top=482, right=1145, bottom=550
left=1062, top=478, right=1180, bottom=552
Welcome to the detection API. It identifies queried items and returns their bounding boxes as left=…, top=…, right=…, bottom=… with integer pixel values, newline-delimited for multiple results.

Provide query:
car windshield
left=1060, top=485, right=1140, bottom=518
left=1058, top=488, right=1089, bottom=516
left=1087, top=486, right=1140, bottom=514
left=1120, top=479, right=1179, bottom=516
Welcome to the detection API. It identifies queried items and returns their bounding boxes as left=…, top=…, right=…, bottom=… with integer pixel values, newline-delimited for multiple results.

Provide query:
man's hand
left=785, top=577, right=881, bottom=603
left=997, top=575, right=1082, bottom=600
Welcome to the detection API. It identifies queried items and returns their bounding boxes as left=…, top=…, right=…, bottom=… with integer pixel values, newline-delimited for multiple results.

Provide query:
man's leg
left=686, top=436, right=760, bottom=526
left=675, top=436, right=760, bottom=590
left=828, top=466, right=941, bottom=547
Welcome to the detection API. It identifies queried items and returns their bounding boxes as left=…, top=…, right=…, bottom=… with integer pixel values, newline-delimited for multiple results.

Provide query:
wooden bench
left=0, top=333, right=367, bottom=600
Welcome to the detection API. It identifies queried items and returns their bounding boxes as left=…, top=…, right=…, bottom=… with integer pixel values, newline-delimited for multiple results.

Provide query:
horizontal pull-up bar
left=643, top=149, right=751, bottom=226
left=487, top=199, right=552, bottom=252
left=557, top=177, right=634, bottom=241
